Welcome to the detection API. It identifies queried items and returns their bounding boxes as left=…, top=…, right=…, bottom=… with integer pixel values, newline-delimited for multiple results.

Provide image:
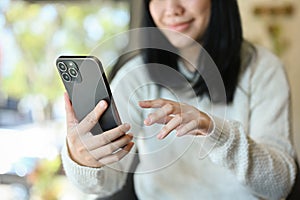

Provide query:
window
left=0, top=1, right=130, bottom=199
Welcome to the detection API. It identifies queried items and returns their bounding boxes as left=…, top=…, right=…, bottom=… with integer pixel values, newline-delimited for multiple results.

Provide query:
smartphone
left=56, top=56, right=121, bottom=135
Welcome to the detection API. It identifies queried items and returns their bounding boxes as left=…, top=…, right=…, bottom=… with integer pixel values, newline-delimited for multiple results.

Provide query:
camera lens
left=62, top=73, right=71, bottom=82
left=68, top=67, right=78, bottom=78
left=58, top=62, right=67, bottom=72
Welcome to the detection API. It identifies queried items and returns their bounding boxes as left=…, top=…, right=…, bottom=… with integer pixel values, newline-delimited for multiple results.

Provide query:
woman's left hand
left=139, top=98, right=213, bottom=139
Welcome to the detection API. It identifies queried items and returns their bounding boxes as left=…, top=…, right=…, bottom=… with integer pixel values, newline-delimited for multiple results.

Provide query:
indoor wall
left=239, top=0, right=300, bottom=161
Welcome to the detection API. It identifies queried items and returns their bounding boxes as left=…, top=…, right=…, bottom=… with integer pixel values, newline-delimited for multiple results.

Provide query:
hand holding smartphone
left=56, top=56, right=121, bottom=135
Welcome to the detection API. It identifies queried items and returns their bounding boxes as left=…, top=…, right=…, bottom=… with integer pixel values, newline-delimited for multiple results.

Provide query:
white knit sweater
left=61, top=44, right=296, bottom=200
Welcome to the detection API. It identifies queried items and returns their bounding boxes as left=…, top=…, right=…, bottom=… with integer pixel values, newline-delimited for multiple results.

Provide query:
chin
left=161, top=29, right=199, bottom=49
left=168, top=35, right=199, bottom=50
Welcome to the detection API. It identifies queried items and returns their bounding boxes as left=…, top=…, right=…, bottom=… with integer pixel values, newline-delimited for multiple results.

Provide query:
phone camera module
left=58, top=60, right=82, bottom=83
left=62, top=73, right=71, bottom=82
left=68, top=67, right=78, bottom=78
left=58, top=62, right=67, bottom=72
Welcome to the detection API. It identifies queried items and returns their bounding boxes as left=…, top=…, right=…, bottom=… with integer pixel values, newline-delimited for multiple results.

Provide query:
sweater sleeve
left=200, top=48, right=296, bottom=199
left=61, top=143, right=130, bottom=197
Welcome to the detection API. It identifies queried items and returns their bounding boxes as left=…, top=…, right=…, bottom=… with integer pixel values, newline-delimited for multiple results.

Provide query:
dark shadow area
left=287, top=161, right=300, bottom=200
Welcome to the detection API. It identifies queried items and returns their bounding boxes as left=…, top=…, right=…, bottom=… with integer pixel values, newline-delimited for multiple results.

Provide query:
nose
left=165, top=0, right=184, bottom=16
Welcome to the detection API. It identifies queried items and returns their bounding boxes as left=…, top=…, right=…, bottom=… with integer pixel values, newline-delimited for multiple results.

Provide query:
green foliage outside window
left=0, top=1, right=129, bottom=103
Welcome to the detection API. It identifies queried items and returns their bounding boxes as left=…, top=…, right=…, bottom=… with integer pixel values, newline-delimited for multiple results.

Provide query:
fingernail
left=176, top=131, right=183, bottom=137
left=138, top=101, right=145, bottom=107
left=157, top=134, right=163, bottom=140
left=157, top=130, right=165, bottom=139
left=99, top=100, right=107, bottom=108
left=144, top=117, right=151, bottom=125
left=124, top=123, right=130, bottom=130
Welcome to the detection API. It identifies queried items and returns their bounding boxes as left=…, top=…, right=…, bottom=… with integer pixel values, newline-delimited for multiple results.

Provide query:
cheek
left=192, top=0, right=211, bottom=13
left=193, top=3, right=211, bottom=38
left=192, top=0, right=211, bottom=21
left=199, top=11, right=211, bottom=32
left=149, top=3, right=160, bottom=26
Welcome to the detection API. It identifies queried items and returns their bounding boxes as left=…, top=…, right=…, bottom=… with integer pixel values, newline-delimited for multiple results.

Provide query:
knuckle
left=101, top=131, right=112, bottom=141
left=106, top=145, right=115, bottom=155
left=157, top=98, right=165, bottom=105
left=118, top=131, right=124, bottom=138
left=162, top=126, right=170, bottom=133
left=119, top=124, right=128, bottom=132
left=77, top=145, right=87, bottom=155
left=165, top=103, right=174, bottom=112
left=117, top=128, right=125, bottom=138
left=175, top=114, right=183, bottom=122
left=147, top=113, right=155, bottom=121
left=86, top=112, right=98, bottom=125
left=100, top=136, right=110, bottom=144
left=86, top=155, right=96, bottom=163
left=180, top=126, right=187, bottom=133
left=67, top=134, right=77, bottom=145
left=119, top=125, right=126, bottom=133
left=111, top=156, right=120, bottom=163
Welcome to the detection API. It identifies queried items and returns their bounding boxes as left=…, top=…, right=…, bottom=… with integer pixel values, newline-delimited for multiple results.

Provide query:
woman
left=61, top=0, right=297, bottom=199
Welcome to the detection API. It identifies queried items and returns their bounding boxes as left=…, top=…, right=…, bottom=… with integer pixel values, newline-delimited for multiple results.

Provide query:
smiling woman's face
left=149, top=0, right=211, bottom=49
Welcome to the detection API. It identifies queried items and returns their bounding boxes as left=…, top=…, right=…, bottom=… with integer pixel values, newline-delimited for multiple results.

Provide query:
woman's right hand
left=64, top=93, right=134, bottom=168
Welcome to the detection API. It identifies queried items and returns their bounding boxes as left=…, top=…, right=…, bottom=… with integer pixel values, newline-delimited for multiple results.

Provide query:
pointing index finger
left=139, top=99, right=168, bottom=108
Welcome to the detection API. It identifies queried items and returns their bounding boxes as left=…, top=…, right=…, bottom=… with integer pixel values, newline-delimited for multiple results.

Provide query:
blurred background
left=0, top=0, right=299, bottom=199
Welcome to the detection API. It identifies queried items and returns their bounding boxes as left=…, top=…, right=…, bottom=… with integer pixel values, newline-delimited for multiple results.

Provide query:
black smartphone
left=56, top=56, right=121, bottom=135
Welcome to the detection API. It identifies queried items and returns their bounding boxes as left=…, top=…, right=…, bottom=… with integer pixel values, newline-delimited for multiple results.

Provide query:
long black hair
left=109, top=0, right=243, bottom=103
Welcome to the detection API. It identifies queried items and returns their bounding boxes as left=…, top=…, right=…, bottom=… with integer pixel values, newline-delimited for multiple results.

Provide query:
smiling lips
left=166, top=20, right=193, bottom=32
